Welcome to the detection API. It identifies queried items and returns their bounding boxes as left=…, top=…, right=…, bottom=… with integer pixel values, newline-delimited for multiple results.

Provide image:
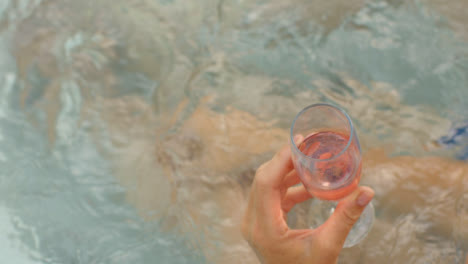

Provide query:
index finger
left=251, top=144, right=295, bottom=235
left=256, top=144, right=295, bottom=189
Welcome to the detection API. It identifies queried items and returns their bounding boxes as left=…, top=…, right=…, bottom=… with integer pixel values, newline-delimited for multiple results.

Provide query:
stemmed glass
left=290, top=103, right=374, bottom=248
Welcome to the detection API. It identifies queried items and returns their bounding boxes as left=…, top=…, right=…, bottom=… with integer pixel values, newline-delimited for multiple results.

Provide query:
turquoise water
left=0, top=0, right=467, bottom=263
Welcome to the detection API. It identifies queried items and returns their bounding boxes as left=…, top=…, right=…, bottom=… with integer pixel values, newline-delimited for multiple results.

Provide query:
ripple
left=1, top=0, right=468, bottom=263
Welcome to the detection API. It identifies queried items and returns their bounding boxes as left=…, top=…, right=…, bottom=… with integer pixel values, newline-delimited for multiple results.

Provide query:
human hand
left=242, top=143, right=374, bottom=264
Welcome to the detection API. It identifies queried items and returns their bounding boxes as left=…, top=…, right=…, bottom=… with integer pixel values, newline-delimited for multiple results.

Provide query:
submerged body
left=101, top=97, right=468, bottom=263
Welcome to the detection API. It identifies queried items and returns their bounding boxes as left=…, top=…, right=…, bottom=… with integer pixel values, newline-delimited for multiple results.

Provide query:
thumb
left=319, top=186, right=374, bottom=247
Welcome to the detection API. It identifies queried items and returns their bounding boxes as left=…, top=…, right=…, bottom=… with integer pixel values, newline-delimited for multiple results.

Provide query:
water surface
left=1, top=0, right=468, bottom=263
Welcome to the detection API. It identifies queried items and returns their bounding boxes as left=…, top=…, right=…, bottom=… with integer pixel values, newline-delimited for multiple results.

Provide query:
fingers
left=255, top=144, right=294, bottom=189
left=283, top=170, right=301, bottom=188
left=319, top=186, right=374, bottom=247
left=255, top=134, right=304, bottom=189
left=247, top=136, right=306, bottom=236
left=293, top=134, right=304, bottom=146
left=282, top=184, right=313, bottom=213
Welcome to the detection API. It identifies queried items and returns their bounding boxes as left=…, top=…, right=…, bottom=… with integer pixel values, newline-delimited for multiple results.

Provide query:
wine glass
left=290, top=103, right=374, bottom=248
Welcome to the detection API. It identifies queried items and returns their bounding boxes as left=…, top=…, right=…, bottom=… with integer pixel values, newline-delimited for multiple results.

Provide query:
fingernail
left=293, top=135, right=303, bottom=144
left=356, top=190, right=374, bottom=207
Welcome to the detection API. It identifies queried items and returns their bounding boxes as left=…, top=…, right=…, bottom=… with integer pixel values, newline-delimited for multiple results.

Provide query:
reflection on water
left=0, top=0, right=467, bottom=263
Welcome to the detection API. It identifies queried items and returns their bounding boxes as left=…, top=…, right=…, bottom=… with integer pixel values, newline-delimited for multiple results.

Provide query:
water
left=0, top=0, right=467, bottom=263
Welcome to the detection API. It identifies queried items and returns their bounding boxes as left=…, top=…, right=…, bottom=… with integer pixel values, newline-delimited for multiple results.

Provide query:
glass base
left=307, top=200, right=374, bottom=248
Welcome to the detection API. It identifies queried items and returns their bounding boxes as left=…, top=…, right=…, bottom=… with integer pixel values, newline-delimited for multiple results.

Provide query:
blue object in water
left=439, top=123, right=468, bottom=160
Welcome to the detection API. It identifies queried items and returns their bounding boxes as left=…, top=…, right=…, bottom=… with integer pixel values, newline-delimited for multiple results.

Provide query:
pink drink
left=297, top=131, right=361, bottom=200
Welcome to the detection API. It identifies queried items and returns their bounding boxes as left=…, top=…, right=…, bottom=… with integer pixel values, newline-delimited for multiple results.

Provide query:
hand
left=242, top=143, right=374, bottom=264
